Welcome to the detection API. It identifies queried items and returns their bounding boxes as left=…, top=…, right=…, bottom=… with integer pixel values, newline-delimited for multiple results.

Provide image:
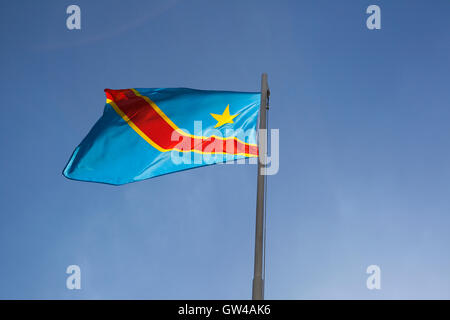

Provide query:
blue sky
left=1, top=0, right=450, bottom=299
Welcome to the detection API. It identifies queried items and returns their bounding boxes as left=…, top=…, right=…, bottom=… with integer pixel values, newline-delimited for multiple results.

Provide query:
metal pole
left=252, top=73, right=269, bottom=300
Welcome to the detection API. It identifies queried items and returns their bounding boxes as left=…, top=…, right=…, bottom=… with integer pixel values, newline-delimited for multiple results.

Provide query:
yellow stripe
left=107, top=99, right=257, bottom=157
left=130, top=88, right=258, bottom=148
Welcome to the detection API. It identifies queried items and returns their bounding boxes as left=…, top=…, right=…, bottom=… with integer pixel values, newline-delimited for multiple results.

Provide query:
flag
left=63, top=88, right=261, bottom=185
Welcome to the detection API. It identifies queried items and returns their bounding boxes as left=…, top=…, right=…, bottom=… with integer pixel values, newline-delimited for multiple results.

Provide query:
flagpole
left=252, top=73, right=269, bottom=300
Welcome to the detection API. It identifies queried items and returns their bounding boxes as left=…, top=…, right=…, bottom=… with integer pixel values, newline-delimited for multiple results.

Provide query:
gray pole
left=252, top=73, right=269, bottom=300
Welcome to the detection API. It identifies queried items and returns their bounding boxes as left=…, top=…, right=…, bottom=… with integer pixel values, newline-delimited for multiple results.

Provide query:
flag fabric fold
left=63, top=88, right=260, bottom=185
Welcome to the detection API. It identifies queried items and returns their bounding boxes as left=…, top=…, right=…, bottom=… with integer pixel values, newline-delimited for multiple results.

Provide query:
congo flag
left=63, top=88, right=260, bottom=185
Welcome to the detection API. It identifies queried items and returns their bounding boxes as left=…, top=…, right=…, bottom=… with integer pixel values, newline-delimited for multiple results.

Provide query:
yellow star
left=210, top=105, right=239, bottom=128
